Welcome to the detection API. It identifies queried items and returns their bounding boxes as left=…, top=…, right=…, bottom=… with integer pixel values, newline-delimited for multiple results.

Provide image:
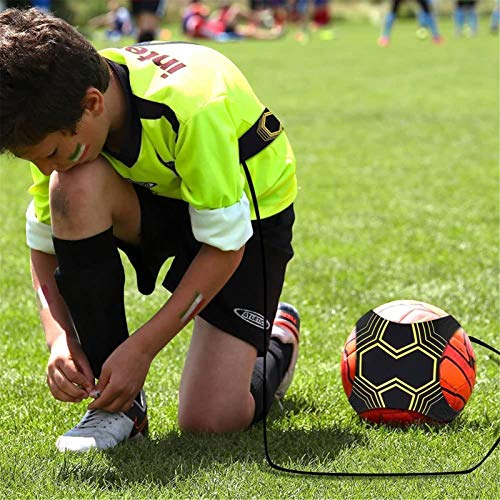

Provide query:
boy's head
left=0, top=8, right=110, bottom=158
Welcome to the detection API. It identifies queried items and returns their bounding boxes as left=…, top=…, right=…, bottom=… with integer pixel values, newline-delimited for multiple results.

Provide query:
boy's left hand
left=87, top=336, right=153, bottom=413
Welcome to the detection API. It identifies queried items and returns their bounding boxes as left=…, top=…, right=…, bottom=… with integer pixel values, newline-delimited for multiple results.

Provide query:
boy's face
left=17, top=89, right=109, bottom=176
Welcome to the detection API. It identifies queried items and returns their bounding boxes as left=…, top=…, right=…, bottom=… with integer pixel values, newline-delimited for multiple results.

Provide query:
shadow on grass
left=53, top=394, right=498, bottom=489
left=107, top=425, right=365, bottom=485
left=54, top=397, right=366, bottom=488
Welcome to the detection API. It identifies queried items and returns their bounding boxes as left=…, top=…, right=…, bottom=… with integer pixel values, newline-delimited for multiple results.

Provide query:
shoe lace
left=75, top=409, right=119, bottom=430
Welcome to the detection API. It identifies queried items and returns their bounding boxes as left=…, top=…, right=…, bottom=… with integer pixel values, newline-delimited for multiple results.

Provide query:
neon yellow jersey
left=27, top=43, right=297, bottom=252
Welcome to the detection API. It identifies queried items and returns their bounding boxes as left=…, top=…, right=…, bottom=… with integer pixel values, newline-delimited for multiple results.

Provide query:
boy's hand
left=87, top=336, right=152, bottom=413
left=46, top=335, right=95, bottom=403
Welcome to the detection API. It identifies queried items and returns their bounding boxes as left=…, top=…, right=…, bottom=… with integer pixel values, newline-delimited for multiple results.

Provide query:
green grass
left=0, top=18, right=499, bottom=499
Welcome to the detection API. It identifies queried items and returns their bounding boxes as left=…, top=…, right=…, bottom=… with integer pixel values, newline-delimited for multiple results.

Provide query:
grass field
left=0, top=17, right=498, bottom=499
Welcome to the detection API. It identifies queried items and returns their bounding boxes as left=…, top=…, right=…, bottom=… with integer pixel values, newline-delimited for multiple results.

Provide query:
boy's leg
left=253, top=302, right=300, bottom=410
left=49, top=157, right=150, bottom=452
left=178, top=314, right=296, bottom=433
left=492, top=4, right=500, bottom=32
left=424, top=12, right=441, bottom=40
left=50, top=156, right=141, bottom=376
left=380, top=12, right=396, bottom=39
left=378, top=0, right=400, bottom=46
left=454, top=5, right=465, bottom=36
left=165, top=201, right=296, bottom=433
left=178, top=318, right=257, bottom=432
left=416, top=0, right=441, bottom=40
left=467, top=5, right=478, bottom=34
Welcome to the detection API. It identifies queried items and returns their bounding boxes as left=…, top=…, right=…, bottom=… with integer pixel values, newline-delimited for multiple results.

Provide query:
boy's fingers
left=58, top=363, right=91, bottom=396
left=73, top=355, right=96, bottom=390
left=90, top=392, right=132, bottom=413
left=88, top=382, right=134, bottom=413
left=65, top=369, right=92, bottom=393
left=93, top=369, right=111, bottom=395
left=50, top=361, right=88, bottom=398
left=89, top=379, right=136, bottom=412
left=88, top=385, right=117, bottom=410
left=48, top=371, right=85, bottom=402
left=87, top=372, right=112, bottom=409
left=78, top=362, right=95, bottom=390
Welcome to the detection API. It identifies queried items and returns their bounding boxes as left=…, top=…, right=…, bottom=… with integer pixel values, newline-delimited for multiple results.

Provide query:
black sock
left=250, top=338, right=293, bottom=425
left=138, top=31, right=155, bottom=42
left=53, top=227, right=129, bottom=377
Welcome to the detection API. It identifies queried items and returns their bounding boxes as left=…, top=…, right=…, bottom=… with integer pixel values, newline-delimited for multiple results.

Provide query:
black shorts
left=116, top=185, right=295, bottom=355
left=131, top=0, right=166, bottom=16
left=250, top=0, right=270, bottom=11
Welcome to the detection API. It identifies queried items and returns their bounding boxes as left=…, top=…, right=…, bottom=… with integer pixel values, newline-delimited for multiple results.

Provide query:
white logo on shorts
left=233, top=308, right=270, bottom=330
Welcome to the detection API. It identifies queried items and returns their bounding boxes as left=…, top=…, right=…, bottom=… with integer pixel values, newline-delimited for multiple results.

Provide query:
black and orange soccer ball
left=341, top=300, right=477, bottom=425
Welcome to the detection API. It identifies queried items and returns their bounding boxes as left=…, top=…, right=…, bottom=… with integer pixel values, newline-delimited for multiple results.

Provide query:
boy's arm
left=89, top=243, right=244, bottom=412
left=134, top=243, right=245, bottom=356
left=30, top=249, right=95, bottom=402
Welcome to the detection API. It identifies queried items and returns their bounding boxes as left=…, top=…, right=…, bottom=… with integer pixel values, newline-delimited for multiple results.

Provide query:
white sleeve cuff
left=189, top=192, right=253, bottom=251
left=26, top=201, right=55, bottom=254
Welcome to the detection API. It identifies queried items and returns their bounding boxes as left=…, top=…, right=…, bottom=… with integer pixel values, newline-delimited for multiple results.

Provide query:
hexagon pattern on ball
left=341, top=300, right=476, bottom=425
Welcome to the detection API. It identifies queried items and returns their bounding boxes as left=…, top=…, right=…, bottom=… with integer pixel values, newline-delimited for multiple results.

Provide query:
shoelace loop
left=75, top=410, right=121, bottom=430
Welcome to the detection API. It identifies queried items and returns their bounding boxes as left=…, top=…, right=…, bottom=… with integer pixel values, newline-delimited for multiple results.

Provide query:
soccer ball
left=341, top=300, right=476, bottom=425
left=416, top=27, right=430, bottom=40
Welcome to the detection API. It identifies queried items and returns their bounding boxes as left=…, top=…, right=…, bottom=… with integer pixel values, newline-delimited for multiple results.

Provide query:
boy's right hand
left=46, top=335, right=95, bottom=403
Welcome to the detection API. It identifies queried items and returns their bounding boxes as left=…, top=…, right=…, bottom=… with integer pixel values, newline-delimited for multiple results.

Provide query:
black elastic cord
left=469, top=336, right=500, bottom=356
left=241, top=161, right=273, bottom=465
left=264, top=435, right=500, bottom=478
left=241, top=160, right=499, bottom=478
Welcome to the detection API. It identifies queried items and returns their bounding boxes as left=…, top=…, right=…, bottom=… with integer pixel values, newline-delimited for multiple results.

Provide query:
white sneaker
left=271, top=302, right=300, bottom=400
left=56, top=390, right=148, bottom=452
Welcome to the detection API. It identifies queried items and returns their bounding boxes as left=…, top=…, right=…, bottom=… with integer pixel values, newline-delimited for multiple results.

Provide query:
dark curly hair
left=0, top=8, right=110, bottom=154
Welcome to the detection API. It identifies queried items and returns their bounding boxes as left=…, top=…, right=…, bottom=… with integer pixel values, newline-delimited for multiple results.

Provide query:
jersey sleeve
left=175, top=97, right=253, bottom=251
left=26, top=164, right=54, bottom=254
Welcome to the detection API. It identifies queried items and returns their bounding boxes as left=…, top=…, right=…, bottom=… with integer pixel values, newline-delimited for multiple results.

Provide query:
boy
left=378, top=0, right=443, bottom=46
left=88, top=0, right=135, bottom=41
left=182, top=0, right=283, bottom=41
left=0, top=8, right=300, bottom=452
left=493, top=0, right=500, bottom=33
left=130, top=0, right=167, bottom=42
left=454, top=1, right=479, bottom=36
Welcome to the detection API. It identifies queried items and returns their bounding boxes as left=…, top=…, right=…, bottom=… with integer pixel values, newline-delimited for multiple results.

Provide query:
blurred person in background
left=454, top=0, right=479, bottom=36
left=267, top=0, right=288, bottom=26
left=247, top=0, right=275, bottom=28
left=378, top=0, right=443, bottom=46
left=89, top=0, right=135, bottom=41
left=291, top=0, right=309, bottom=41
left=492, top=0, right=499, bottom=32
left=311, top=0, right=331, bottom=28
left=130, top=0, right=167, bottom=42
left=182, top=0, right=283, bottom=41
left=291, top=0, right=333, bottom=43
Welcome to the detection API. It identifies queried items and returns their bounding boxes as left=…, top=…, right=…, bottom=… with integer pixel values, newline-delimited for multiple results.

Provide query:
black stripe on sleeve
left=133, top=96, right=180, bottom=135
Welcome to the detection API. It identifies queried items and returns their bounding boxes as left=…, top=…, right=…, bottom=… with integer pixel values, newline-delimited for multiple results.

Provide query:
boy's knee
left=50, top=157, right=129, bottom=227
left=178, top=404, right=250, bottom=434
left=49, top=158, right=112, bottom=216
left=178, top=410, right=212, bottom=433
left=178, top=410, right=226, bottom=434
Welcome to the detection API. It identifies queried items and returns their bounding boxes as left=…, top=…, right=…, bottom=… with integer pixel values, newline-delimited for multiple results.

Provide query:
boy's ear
left=82, top=87, right=105, bottom=116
